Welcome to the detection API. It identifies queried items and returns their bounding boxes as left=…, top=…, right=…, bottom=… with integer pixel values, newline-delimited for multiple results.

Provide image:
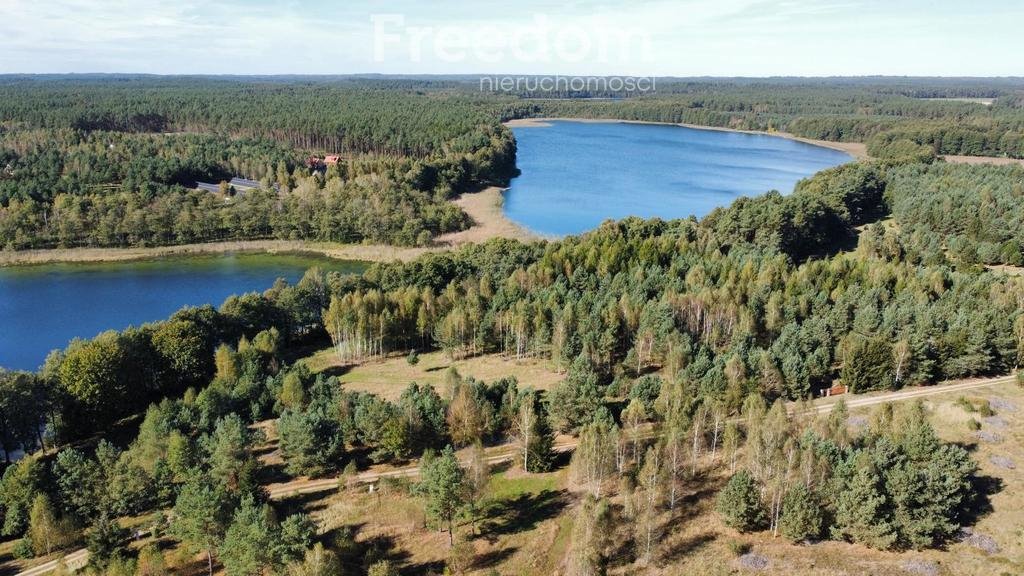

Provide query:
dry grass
left=301, top=349, right=565, bottom=401
left=284, top=464, right=574, bottom=576
left=942, top=155, right=1024, bottom=166
left=0, top=239, right=436, bottom=267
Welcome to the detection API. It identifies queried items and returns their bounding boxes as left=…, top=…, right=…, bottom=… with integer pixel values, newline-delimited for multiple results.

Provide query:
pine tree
left=418, top=446, right=467, bottom=546
left=86, top=511, right=128, bottom=571
left=716, top=470, right=766, bottom=532
left=778, top=483, right=823, bottom=542
left=833, top=454, right=897, bottom=549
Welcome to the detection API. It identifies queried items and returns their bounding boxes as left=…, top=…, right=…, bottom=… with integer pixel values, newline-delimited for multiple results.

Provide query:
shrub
left=966, top=418, right=981, bottom=431
left=13, top=538, right=34, bottom=559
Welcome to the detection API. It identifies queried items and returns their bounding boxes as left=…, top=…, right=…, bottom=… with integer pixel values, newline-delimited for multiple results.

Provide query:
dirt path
left=16, top=372, right=1016, bottom=576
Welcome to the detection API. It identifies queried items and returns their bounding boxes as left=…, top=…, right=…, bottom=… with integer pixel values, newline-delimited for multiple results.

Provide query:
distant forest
left=2, top=76, right=1024, bottom=249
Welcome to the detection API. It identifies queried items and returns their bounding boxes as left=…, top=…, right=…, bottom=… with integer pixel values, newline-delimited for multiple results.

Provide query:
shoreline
left=435, top=186, right=545, bottom=245
left=505, top=117, right=870, bottom=159
left=0, top=240, right=438, bottom=267
left=0, top=187, right=544, bottom=268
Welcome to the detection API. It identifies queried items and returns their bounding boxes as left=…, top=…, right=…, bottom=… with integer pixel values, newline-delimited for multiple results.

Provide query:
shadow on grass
left=474, top=546, right=518, bottom=570
left=660, top=531, right=716, bottom=563
left=958, top=473, right=1004, bottom=528
left=275, top=487, right=336, bottom=515
left=319, top=523, right=425, bottom=576
left=478, top=489, right=570, bottom=539
left=256, top=461, right=292, bottom=485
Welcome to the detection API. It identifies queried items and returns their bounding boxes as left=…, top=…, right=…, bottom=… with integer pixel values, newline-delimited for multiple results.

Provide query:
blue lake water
left=0, top=253, right=366, bottom=371
left=504, top=120, right=854, bottom=236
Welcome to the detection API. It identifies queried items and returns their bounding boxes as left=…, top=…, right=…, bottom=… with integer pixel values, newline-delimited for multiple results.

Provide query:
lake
left=504, top=120, right=854, bottom=236
left=0, top=253, right=367, bottom=371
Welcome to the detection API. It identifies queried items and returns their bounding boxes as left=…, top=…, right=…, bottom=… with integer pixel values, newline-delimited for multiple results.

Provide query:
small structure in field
left=818, top=384, right=848, bottom=397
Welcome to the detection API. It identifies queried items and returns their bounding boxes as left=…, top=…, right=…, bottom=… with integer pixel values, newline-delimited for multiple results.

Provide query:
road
left=16, top=373, right=1015, bottom=575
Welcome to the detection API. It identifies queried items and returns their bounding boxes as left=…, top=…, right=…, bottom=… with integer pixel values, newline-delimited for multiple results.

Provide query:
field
left=301, top=349, right=565, bottom=401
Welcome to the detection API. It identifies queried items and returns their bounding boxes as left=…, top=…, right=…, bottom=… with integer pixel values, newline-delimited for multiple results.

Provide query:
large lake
left=504, top=120, right=854, bottom=236
left=0, top=253, right=366, bottom=371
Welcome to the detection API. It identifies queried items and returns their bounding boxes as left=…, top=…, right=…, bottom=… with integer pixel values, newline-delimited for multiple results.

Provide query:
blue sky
left=1, top=0, right=1021, bottom=76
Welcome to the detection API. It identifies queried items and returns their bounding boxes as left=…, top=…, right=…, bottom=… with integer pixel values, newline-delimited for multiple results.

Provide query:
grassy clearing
left=301, top=349, right=564, bottom=401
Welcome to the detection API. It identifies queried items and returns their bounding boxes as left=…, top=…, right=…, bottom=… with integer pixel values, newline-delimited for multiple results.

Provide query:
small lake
left=504, top=120, right=854, bottom=236
left=0, top=253, right=367, bottom=371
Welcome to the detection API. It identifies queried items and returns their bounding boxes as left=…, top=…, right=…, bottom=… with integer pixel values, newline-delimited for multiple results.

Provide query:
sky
left=0, top=0, right=1022, bottom=77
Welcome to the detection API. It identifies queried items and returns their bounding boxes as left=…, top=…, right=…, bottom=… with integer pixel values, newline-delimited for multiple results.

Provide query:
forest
left=2, top=76, right=1024, bottom=574
left=2, top=151, right=1022, bottom=573
left=3, top=76, right=1024, bottom=250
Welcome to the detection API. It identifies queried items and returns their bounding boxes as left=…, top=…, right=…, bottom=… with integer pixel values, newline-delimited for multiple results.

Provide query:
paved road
left=17, top=373, right=1015, bottom=575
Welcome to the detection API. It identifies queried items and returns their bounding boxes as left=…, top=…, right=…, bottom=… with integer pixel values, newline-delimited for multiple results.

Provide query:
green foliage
left=549, top=359, right=604, bottom=433
left=779, top=484, right=824, bottom=542
left=171, top=476, right=231, bottom=571
left=417, top=446, right=468, bottom=545
left=832, top=402, right=977, bottom=550
left=86, top=512, right=129, bottom=570
left=12, top=537, right=34, bottom=559
left=519, top=392, right=556, bottom=473
left=716, top=471, right=767, bottom=532
left=220, top=496, right=278, bottom=576
left=277, top=378, right=345, bottom=476
left=284, top=544, right=340, bottom=576
left=885, top=163, right=1024, bottom=266
left=841, top=337, right=895, bottom=393
left=0, top=371, right=50, bottom=457
left=0, top=456, right=45, bottom=536
left=833, top=452, right=899, bottom=549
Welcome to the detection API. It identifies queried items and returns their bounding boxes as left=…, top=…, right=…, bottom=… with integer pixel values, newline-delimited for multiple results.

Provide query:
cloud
left=0, top=0, right=1021, bottom=75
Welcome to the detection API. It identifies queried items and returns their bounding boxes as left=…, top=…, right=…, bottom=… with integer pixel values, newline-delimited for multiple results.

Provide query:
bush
left=406, top=350, right=420, bottom=366
left=13, top=538, right=34, bottom=559
left=955, top=397, right=977, bottom=413
left=727, top=539, right=752, bottom=556
left=966, top=418, right=981, bottom=431
left=716, top=471, right=766, bottom=532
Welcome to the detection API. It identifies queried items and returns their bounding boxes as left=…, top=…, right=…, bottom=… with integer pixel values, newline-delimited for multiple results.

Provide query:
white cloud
left=0, top=0, right=1021, bottom=75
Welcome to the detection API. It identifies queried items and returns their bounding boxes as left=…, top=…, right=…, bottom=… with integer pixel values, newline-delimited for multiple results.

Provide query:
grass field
left=301, top=349, right=565, bottom=401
